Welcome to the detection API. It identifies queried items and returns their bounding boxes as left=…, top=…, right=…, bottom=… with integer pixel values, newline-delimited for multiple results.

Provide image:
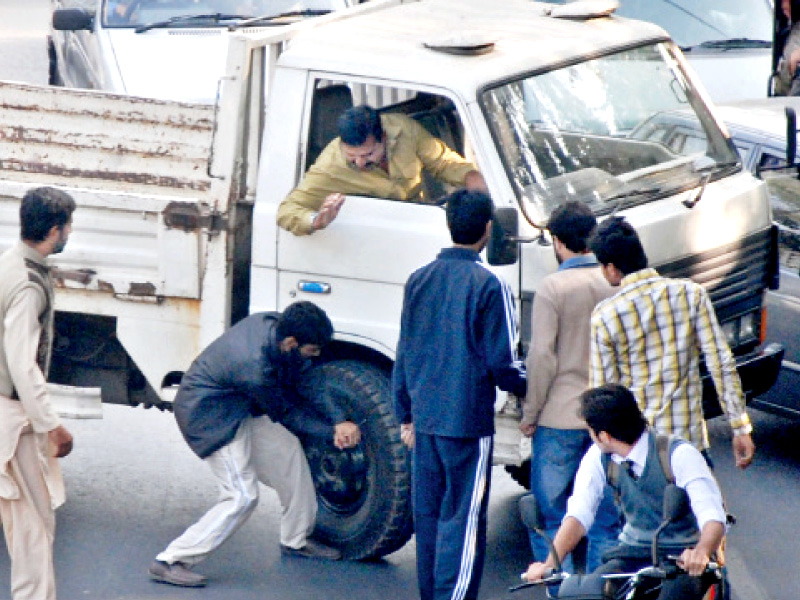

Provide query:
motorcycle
left=509, top=485, right=727, bottom=600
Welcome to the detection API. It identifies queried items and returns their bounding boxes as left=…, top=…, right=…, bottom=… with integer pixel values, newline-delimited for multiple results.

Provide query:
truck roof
left=274, top=0, right=670, bottom=96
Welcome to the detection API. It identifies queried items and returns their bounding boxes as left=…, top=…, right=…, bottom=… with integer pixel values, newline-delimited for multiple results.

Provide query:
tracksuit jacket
left=393, top=247, right=526, bottom=438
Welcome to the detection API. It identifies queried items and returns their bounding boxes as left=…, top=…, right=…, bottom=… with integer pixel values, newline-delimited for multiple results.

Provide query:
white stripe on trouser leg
left=452, top=436, right=491, bottom=600
left=249, top=415, right=317, bottom=548
left=157, top=419, right=259, bottom=565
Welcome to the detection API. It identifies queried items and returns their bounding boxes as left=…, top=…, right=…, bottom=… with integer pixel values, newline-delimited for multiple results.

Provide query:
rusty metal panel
left=0, top=183, right=204, bottom=300
left=0, top=82, right=217, bottom=199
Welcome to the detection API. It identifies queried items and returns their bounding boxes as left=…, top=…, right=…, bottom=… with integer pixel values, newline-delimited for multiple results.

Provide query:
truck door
left=264, top=81, right=478, bottom=353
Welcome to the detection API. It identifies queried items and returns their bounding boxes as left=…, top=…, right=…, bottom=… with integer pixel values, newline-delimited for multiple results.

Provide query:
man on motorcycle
left=522, top=384, right=726, bottom=600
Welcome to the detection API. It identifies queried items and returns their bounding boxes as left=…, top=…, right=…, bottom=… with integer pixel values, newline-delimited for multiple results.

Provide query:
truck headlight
left=721, top=321, right=737, bottom=346
left=739, top=312, right=756, bottom=341
left=721, top=311, right=759, bottom=349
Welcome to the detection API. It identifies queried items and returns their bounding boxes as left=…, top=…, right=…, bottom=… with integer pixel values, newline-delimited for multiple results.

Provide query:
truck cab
left=0, top=0, right=783, bottom=561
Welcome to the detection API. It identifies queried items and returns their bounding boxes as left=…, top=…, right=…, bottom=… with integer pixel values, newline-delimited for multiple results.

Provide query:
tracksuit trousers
left=413, top=432, right=492, bottom=600
left=157, top=414, right=317, bottom=565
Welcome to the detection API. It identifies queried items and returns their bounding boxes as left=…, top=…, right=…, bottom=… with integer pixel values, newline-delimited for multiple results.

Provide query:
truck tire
left=304, top=360, right=413, bottom=560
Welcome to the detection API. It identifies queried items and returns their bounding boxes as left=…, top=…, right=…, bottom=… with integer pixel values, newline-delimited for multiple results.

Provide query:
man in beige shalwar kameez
left=0, top=186, right=76, bottom=600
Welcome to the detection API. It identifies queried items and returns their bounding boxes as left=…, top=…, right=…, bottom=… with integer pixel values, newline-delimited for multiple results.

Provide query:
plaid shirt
left=589, top=268, right=752, bottom=450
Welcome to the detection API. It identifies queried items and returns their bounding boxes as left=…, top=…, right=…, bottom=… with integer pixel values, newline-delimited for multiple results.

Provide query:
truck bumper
left=702, top=342, right=785, bottom=419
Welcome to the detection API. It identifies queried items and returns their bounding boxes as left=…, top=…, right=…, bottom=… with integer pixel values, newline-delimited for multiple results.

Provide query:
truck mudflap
left=702, top=342, right=785, bottom=419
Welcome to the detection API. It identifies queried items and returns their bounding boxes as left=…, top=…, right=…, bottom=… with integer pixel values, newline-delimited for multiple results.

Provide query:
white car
left=48, top=0, right=354, bottom=104
left=539, top=0, right=774, bottom=103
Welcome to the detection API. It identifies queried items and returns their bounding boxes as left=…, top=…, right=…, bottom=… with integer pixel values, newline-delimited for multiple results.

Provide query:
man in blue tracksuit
left=393, top=189, right=527, bottom=600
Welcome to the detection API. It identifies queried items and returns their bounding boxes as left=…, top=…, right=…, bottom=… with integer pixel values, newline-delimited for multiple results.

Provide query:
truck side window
left=304, top=81, right=471, bottom=205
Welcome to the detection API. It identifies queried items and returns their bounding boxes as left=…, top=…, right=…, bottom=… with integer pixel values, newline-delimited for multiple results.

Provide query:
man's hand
left=334, top=421, right=361, bottom=449
left=49, top=425, right=73, bottom=458
left=677, top=547, right=711, bottom=577
left=400, top=423, right=414, bottom=449
left=312, top=193, right=346, bottom=231
left=732, top=433, right=755, bottom=469
left=522, top=561, right=550, bottom=583
left=789, top=47, right=800, bottom=78
left=519, top=422, right=536, bottom=438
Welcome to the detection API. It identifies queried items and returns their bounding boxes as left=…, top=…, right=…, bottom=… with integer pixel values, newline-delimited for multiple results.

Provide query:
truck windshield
left=102, top=0, right=349, bottom=28
left=482, top=42, right=740, bottom=219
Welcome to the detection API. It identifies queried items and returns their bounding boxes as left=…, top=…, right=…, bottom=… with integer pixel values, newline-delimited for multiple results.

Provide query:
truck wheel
left=304, top=360, right=413, bottom=560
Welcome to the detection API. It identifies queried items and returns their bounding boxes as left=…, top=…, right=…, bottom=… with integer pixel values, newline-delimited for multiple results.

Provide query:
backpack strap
left=655, top=433, right=676, bottom=484
left=604, top=452, right=622, bottom=503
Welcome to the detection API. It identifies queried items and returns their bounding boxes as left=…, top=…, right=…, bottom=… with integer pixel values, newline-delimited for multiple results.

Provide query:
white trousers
left=157, top=415, right=317, bottom=565
left=0, top=427, right=57, bottom=600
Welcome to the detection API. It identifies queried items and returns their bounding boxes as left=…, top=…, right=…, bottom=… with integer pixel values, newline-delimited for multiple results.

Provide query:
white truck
left=0, top=0, right=783, bottom=559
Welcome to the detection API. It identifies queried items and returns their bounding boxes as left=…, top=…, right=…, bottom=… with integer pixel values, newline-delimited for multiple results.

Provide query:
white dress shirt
left=565, top=431, right=726, bottom=535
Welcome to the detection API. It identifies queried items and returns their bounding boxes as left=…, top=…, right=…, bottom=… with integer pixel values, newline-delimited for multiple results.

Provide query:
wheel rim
left=307, top=443, right=369, bottom=516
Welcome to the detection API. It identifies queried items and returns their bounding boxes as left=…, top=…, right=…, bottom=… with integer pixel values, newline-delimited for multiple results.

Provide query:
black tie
left=623, top=459, right=638, bottom=481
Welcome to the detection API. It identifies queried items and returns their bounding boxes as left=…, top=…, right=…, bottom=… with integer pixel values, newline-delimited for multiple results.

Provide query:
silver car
left=48, top=0, right=354, bottom=103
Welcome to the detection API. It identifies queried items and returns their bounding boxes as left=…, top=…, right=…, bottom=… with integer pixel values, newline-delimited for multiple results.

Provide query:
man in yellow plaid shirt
left=588, top=217, right=755, bottom=469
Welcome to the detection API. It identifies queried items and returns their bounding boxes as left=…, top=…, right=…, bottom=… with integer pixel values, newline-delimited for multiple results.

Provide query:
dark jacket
left=393, top=247, right=526, bottom=438
left=174, top=312, right=346, bottom=458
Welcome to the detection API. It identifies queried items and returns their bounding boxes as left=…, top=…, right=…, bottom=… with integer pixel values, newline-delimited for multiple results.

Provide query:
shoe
left=281, top=539, right=342, bottom=561
left=148, top=560, right=208, bottom=587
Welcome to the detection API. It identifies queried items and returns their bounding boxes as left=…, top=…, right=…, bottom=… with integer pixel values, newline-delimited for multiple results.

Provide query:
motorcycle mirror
left=519, top=494, right=563, bottom=573
left=786, top=107, right=797, bottom=167
left=652, top=484, right=690, bottom=565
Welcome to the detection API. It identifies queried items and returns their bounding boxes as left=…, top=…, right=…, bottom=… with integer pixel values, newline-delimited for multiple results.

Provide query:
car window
left=759, top=152, right=800, bottom=268
left=304, top=80, right=472, bottom=205
left=61, top=0, right=96, bottom=8
left=103, top=0, right=349, bottom=27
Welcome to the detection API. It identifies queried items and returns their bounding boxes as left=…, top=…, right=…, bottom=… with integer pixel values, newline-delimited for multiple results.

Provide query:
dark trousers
left=413, top=433, right=493, bottom=600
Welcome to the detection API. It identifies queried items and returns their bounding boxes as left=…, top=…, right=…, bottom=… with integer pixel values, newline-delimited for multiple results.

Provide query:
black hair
left=276, top=301, right=334, bottom=347
left=445, top=189, right=494, bottom=245
left=547, top=201, right=597, bottom=253
left=580, top=384, right=648, bottom=445
left=20, top=187, right=76, bottom=242
left=589, top=216, right=648, bottom=275
left=337, top=105, right=384, bottom=147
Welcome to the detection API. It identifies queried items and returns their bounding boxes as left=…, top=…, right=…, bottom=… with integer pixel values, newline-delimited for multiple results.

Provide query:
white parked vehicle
left=633, top=97, right=800, bottom=420
left=48, top=0, right=355, bottom=103
left=540, top=0, right=774, bottom=103
left=4, top=0, right=782, bottom=558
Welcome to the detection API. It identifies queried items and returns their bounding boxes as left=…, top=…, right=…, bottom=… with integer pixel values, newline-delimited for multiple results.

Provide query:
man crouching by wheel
left=149, top=301, right=360, bottom=588
left=523, top=384, right=725, bottom=600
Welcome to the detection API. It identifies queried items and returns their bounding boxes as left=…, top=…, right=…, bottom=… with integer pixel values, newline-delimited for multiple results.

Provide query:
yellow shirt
left=277, top=113, right=477, bottom=235
left=589, top=268, right=751, bottom=451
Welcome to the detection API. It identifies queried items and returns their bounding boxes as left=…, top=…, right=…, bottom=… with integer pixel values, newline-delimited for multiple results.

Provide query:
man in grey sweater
left=519, top=201, right=620, bottom=572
